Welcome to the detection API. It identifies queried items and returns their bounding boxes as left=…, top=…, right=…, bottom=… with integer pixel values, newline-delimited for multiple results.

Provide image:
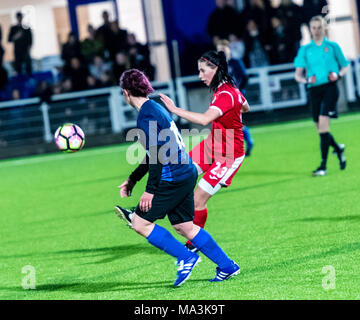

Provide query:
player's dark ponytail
left=198, top=50, right=236, bottom=91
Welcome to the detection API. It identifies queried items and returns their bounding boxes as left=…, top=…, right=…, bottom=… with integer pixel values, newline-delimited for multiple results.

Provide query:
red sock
left=187, top=208, right=208, bottom=246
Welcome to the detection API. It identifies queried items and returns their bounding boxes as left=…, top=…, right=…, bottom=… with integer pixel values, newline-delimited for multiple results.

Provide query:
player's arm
left=140, top=146, right=163, bottom=212
left=295, top=68, right=308, bottom=84
left=338, top=65, right=349, bottom=78
left=241, top=101, right=250, bottom=113
left=118, top=155, right=149, bottom=197
left=159, top=93, right=220, bottom=126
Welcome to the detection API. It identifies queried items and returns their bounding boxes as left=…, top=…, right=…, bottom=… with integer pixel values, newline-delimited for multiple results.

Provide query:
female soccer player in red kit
left=160, top=50, right=250, bottom=251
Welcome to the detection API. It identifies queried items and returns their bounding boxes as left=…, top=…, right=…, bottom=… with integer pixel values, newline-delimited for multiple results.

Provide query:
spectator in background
left=216, top=39, right=248, bottom=91
left=86, top=74, right=102, bottom=90
left=108, top=21, right=128, bottom=61
left=61, top=32, right=82, bottom=70
left=302, top=0, right=328, bottom=26
left=8, top=12, right=33, bottom=76
left=113, top=51, right=129, bottom=84
left=128, top=33, right=155, bottom=80
left=61, top=78, right=73, bottom=93
left=89, top=55, right=111, bottom=83
left=64, top=57, right=88, bottom=92
left=243, top=19, right=271, bottom=68
left=35, top=80, right=53, bottom=103
left=207, top=0, right=245, bottom=46
left=99, top=70, right=115, bottom=87
left=0, top=24, right=8, bottom=96
left=81, top=25, right=104, bottom=64
left=96, top=11, right=113, bottom=59
left=269, top=16, right=290, bottom=64
left=0, top=24, right=4, bottom=65
left=274, top=0, right=303, bottom=62
left=245, top=0, right=274, bottom=47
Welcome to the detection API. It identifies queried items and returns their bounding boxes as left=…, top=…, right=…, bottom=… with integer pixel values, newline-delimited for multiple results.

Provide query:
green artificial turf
left=0, top=112, right=359, bottom=300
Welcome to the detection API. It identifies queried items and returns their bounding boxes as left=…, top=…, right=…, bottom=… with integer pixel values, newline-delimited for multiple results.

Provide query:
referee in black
left=294, top=15, right=349, bottom=176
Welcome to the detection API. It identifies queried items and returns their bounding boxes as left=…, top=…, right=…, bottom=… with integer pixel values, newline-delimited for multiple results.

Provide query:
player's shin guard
left=147, top=224, right=192, bottom=260
left=186, top=208, right=208, bottom=247
left=190, top=228, right=233, bottom=270
left=320, top=132, right=330, bottom=169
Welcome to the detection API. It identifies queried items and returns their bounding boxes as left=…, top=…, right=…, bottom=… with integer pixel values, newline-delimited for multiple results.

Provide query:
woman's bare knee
left=194, top=187, right=211, bottom=210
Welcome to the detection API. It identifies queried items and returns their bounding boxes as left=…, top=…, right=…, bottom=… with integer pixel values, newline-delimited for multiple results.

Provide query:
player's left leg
left=173, top=221, right=240, bottom=282
left=131, top=212, right=201, bottom=287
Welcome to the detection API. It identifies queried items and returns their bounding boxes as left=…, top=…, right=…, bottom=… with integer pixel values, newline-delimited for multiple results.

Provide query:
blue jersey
left=137, top=99, right=195, bottom=182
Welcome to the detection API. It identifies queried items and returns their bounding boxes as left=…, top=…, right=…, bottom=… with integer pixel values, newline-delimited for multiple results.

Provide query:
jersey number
left=170, top=121, right=185, bottom=149
left=210, top=162, right=228, bottom=179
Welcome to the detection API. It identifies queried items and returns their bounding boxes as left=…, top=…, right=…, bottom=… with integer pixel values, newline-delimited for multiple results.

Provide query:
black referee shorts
left=135, top=171, right=198, bottom=225
left=308, top=82, right=339, bottom=122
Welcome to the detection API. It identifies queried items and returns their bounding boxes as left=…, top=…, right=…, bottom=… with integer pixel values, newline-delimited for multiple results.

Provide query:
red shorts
left=189, top=139, right=245, bottom=195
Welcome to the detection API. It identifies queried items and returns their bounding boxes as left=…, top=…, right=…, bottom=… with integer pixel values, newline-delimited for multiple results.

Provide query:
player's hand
left=159, top=93, right=178, bottom=113
left=328, top=72, right=339, bottom=82
left=139, top=192, right=154, bottom=212
left=308, top=75, right=317, bottom=84
left=118, top=179, right=135, bottom=198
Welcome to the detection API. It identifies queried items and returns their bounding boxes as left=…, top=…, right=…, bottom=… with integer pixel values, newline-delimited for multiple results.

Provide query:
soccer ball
left=54, top=123, right=85, bottom=153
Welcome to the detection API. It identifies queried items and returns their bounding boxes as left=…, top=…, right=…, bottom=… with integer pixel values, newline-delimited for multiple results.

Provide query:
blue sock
left=191, top=228, right=232, bottom=269
left=243, top=126, right=254, bottom=149
left=147, top=224, right=192, bottom=261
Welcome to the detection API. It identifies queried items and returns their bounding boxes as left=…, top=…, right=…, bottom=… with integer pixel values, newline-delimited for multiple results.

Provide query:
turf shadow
left=242, top=241, right=360, bottom=276
left=41, top=174, right=128, bottom=190
left=0, top=279, right=201, bottom=294
left=216, top=177, right=297, bottom=196
left=241, top=170, right=306, bottom=177
left=293, top=215, right=360, bottom=223
left=25, top=209, right=112, bottom=225
left=55, top=244, right=161, bottom=264
left=0, top=244, right=160, bottom=263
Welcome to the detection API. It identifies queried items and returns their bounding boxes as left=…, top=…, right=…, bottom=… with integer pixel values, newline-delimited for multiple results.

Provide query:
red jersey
left=206, top=82, right=246, bottom=159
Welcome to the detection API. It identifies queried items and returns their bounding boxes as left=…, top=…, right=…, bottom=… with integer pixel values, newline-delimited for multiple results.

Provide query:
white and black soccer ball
left=54, top=123, right=85, bottom=153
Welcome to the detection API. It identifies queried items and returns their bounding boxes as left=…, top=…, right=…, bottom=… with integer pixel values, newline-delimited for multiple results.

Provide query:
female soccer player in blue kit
left=115, top=69, right=240, bottom=286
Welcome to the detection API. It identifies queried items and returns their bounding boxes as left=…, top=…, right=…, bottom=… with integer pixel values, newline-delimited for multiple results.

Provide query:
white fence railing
left=0, top=60, right=359, bottom=148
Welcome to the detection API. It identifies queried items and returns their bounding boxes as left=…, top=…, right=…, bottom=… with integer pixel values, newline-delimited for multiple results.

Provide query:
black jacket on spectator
left=108, top=28, right=128, bottom=61
left=207, top=5, right=245, bottom=40
left=64, top=64, right=89, bottom=92
left=0, top=25, right=4, bottom=65
left=243, top=31, right=270, bottom=68
left=61, top=40, right=82, bottom=67
left=8, top=23, right=33, bottom=75
left=245, top=0, right=275, bottom=45
left=96, top=23, right=113, bottom=56
left=113, top=63, right=127, bottom=85
left=8, top=24, right=32, bottom=55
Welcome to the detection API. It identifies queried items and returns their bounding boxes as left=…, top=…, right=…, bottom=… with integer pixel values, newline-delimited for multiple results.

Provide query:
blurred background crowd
left=0, top=9, right=155, bottom=102
left=0, top=0, right=329, bottom=102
